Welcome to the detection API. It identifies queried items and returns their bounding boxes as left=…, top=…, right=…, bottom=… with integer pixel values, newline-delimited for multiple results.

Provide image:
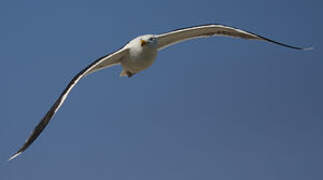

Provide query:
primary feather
left=9, top=23, right=310, bottom=161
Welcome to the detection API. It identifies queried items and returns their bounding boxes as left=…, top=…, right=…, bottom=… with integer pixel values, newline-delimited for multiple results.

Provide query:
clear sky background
left=1, top=0, right=322, bottom=180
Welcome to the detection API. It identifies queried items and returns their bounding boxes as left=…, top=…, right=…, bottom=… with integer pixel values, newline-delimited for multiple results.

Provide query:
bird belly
left=121, top=49, right=157, bottom=73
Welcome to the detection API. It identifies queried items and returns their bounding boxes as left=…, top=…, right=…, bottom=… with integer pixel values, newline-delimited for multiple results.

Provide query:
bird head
left=140, top=35, right=157, bottom=48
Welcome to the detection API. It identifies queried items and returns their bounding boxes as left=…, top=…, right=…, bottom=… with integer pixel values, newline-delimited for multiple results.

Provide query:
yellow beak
left=141, top=39, right=147, bottom=46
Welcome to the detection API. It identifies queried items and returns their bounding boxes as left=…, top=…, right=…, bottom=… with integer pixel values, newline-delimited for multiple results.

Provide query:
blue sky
left=1, top=0, right=322, bottom=179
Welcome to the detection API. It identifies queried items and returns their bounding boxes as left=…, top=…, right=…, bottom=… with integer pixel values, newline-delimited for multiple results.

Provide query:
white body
left=9, top=24, right=309, bottom=161
left=121, top=35, right=158, bottom=76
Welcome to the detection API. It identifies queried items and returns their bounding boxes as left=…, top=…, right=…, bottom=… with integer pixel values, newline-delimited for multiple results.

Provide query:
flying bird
left=9, top=24, right=310, bottom=161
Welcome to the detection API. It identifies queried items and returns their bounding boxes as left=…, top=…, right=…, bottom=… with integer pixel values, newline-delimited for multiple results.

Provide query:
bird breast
left=122, top=46, right=158, bottom=73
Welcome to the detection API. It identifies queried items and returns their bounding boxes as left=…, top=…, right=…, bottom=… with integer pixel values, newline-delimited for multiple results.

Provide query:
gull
left=9, top=24, right=310, bottom=161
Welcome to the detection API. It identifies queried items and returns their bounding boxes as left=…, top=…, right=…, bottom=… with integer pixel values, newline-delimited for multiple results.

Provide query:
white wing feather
left=157, top=24, right=309, bottom=50
left=9, top=48, right=129, bottom=161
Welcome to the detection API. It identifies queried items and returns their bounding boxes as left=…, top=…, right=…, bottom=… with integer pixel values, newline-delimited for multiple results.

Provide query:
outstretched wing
left=156, top=24, right=310, bottom=50
left=9, top=47, right=129, bottom=161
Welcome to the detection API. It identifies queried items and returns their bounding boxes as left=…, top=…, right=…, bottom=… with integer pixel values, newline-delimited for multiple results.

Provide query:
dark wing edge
left=255, top=33, right=313, bottom=50
left=8, top=48, right=128, bottom=161
left=156, top=24, right=312, bottom=51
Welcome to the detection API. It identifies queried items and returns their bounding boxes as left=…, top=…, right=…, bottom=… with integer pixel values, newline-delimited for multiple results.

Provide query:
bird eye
left=149, top=37, right=154, bottom=41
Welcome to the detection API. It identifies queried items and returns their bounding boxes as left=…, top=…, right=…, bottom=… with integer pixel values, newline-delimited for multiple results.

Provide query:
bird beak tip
left=141, top=40, right=147, bottom=46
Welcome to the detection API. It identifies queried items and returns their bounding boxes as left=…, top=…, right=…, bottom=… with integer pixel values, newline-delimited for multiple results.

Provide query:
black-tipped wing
left=9, top=48, right=129, bottom=161
left=156, top=24, right=310, bottom=50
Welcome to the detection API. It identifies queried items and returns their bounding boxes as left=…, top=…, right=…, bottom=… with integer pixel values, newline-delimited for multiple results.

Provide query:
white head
left=126, top=34, right=158, bottom=49
left=139, top=34, right=158, bottom=48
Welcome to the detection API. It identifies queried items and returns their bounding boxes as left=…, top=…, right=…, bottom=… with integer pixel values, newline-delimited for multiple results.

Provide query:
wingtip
left=8, top=152, right=22, bottom=161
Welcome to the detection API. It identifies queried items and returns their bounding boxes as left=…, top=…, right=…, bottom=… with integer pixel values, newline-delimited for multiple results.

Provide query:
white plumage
left=9, top=24, right=310, bottom=161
